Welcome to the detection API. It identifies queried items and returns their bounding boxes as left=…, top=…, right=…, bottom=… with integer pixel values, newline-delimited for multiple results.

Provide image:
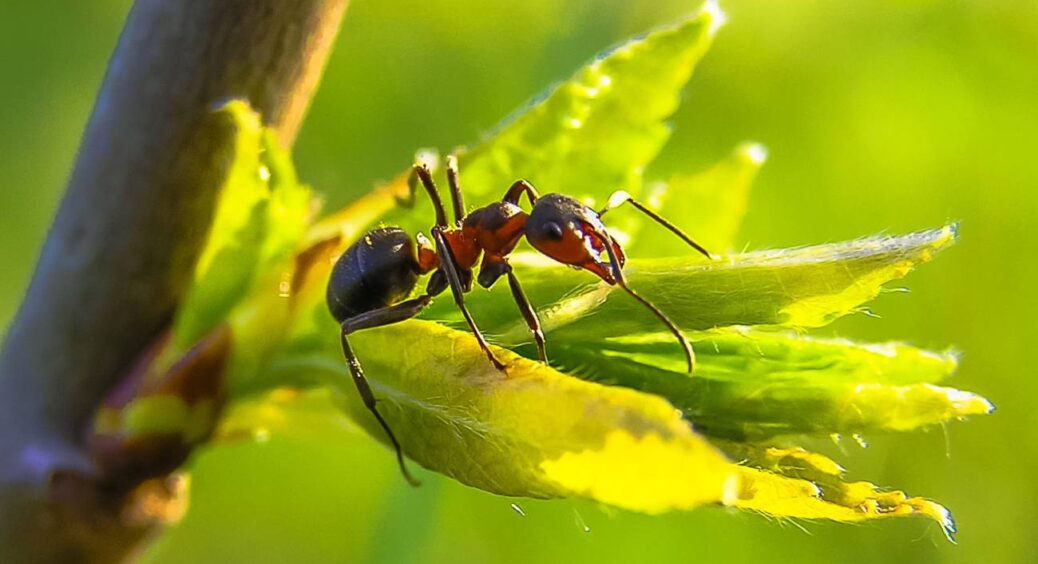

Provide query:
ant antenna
left=600, top=191, right=716, bottom=260
left=599, top=230, right=696, bottom=373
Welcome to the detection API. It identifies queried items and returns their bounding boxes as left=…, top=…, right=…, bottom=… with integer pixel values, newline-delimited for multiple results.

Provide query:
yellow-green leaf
left=546, top=328, right=991, bottom=440
left=264, top=319, right=735, bottom=511
left=172, top=101, right=313, bottom=353
left=720, top=444, right=956, bottom=540
left=426, top=224, right=958, bottom=341
left=172, top=100, right=311, bottom=369
left=367, top=5, right=724, bottom=241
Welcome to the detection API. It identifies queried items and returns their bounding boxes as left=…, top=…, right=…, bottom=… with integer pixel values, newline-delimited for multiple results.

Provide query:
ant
left=326, top=155, right=714, bottom=485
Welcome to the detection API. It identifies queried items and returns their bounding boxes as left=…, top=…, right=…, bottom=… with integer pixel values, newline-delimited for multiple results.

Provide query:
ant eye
left=543, top=221, right=564, bottom=241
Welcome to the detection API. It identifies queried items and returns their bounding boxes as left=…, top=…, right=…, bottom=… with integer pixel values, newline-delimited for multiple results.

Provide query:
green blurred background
left=2, top=1, right=1035, bottom=562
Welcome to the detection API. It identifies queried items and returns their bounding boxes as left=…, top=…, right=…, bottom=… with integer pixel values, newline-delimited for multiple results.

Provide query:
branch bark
left=0, top=1, right=348, bottom=561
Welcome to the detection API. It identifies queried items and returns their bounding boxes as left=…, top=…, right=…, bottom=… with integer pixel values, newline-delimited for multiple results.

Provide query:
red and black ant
left=326, top=155, right=714, bottom=485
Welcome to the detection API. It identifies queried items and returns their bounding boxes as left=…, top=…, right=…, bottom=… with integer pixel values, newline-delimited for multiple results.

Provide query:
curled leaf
left=721, top=444, right=956, bottom=540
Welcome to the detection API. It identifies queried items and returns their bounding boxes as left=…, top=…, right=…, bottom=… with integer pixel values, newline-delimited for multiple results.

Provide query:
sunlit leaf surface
left=266, top=320, right=735, bottom=511
left=724, top=445, right=956, bottom=540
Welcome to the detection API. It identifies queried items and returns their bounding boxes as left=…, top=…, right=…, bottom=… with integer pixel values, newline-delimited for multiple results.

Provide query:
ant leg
left=503, top=179, right=540, bottom=207
left=444, top=155, right=466, bottom=224
left=412, top=163, right=449, bottom=228
left=431, top=229, right=506, bottom=370
left=598, top=230, right=696, bottom=374
left=504, top=267, right=547, bottom=363
left=340, top=334, right=420, bottom=486
left=340, top=296, right=432, bottom=487
left=342, top=296, right=432, bottom=333
left=599, top=191, right=715, bottom=260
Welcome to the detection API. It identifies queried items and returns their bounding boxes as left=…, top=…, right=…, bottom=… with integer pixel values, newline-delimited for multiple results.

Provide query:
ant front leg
left=505, top=268, right=547, bottom=364
left=431, top=229, right=506, bottom=371
left=340, top=296, right=432, bottom=487
left=444, top=154, right=466, bottom=224
left=597, top=230, right=697, bottom=374
left=478, top=258, right=547, bottom=364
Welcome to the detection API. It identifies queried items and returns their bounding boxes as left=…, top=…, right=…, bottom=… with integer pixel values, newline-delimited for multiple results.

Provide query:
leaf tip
left=209, top=98, right=261, bottom=131
left=911, top=498, right=957, bottom=543
left=700, top=0, right=729, bottom=36
left=930, top=222, right=960, bottom=254
left=944, top=387, right=996, bottom=416
left=735, top=141, right=768, bottom=166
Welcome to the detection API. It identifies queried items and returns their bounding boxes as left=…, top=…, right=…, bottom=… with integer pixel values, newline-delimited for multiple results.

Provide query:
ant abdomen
left=327, top=227, right=421, bottom=323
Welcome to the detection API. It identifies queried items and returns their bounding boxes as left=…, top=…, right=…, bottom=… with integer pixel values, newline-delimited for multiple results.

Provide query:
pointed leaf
left=546, top=328, right=991, bottom=441
left=443, top=7, right=721, bottom=212
left=425, top=224, right=959, bottom=341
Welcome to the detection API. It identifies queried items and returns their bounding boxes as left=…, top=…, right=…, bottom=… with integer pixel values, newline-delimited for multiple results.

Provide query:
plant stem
left=0, top=1, right=348, bottom=561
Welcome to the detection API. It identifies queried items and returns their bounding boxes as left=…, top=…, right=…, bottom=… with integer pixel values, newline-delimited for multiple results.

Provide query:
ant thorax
left=462, top=201, right=528, bottom=260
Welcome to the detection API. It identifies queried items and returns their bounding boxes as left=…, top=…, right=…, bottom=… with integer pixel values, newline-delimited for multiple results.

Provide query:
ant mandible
left=326, top=155, right=714, bottom=485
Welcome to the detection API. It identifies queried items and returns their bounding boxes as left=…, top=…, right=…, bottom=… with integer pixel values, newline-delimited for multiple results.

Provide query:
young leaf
left=458, top=6, right=723, bottom=206
left=265, top=319, right=736, bottom=512
left=172, top=101, right=312, bottom=353
left=722, top=444, right=956, bottom=540
left=134, top=3, right=990, bottom=540
left=424, top=224, right=958, bottom=341
left=546, top=328, right=991, bottom=441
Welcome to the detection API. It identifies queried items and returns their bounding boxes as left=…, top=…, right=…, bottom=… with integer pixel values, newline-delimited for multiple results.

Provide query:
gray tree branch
left=0, top=1, right=348, bottom=561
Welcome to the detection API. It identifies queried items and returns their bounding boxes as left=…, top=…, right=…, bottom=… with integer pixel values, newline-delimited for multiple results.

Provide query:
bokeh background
left=2, top=1, right=1035, bottom=562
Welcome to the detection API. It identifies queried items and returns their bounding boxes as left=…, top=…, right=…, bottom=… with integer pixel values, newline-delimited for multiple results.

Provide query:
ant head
left=525, top=194, right=625, bottom=283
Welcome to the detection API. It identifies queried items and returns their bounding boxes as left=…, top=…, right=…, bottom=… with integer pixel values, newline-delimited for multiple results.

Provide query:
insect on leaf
left=432, top=224, right=958, bottom=341
left=150, top=3, right=991, bottom=541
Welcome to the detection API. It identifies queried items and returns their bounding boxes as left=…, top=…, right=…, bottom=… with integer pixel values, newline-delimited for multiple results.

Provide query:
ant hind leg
left=411, top=162, right=450, bottom=228
left=340, top=296, right=433, bottom=486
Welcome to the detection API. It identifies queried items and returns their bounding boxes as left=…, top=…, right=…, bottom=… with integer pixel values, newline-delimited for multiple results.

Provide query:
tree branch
left=0, top=1, right=348, bottom=561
